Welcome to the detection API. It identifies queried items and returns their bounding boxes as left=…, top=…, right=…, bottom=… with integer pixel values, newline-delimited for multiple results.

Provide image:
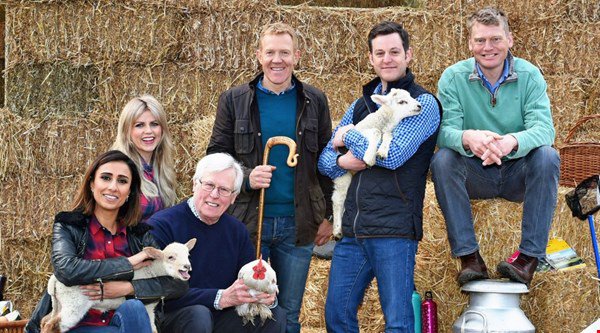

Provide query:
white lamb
left=332, top=88, right=422, bottom=239
left=43, top=238, right=196, bottom=333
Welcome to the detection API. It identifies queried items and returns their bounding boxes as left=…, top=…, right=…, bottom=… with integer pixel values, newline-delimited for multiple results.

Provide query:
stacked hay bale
left=0, top=0, right=598, bottom=331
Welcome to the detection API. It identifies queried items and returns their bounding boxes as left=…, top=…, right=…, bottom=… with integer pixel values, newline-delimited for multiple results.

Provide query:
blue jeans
left=325, top=237, right=418, bottom=333
left=68, top=299, right=152, bottom=333
left=260, top=216, right=313, bottom=333
left=430, top=146, right=560, bottom=258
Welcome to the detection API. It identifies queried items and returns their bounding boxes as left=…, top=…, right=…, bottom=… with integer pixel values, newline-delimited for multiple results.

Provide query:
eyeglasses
left=198, top=180, right=234, bottom=197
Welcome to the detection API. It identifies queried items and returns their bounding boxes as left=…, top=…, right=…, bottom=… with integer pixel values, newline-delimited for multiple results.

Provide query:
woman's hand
left=128, top=250, right=154, bottom=269
left=80, top=281, right=134, bottom=301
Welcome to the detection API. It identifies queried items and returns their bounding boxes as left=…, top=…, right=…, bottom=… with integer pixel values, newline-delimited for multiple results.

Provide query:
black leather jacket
left=207, top=73, right=333, bottom=246
left=26, top=211, right=188, bottom=333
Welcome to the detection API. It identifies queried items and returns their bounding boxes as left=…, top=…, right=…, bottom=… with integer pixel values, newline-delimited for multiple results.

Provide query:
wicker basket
left=559, top=114, right=600, bottom=187
left=0, top=320, right=27, bottom=333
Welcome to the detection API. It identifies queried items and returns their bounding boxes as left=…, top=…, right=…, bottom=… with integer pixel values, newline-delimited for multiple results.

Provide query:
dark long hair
left=71, top=150, right=142, bottom=227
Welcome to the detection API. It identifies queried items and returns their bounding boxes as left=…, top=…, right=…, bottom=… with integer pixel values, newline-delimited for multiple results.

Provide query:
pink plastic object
left=421, top=290, right=438, bottom=333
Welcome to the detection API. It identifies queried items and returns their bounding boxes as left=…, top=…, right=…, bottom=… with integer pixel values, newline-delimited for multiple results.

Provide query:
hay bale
left=279, top=0, right=423, bottom=8
left=180, top=6, right=461, bottom=76
left=546, top=75, right=590, bottom=145
left=546, top=75, right=600, bottom=145
left=170, top=114, right=216, bottom=199
left=456, top=0, right=568, bottom=22
left=511, top=19, right=600, bottom=78
left=560, top=23, right=600, bottom=78
left=277, top=7, right=462, bottom=77
left=135, top=0, right=277, bottom=11
left=179, top=5, right=270, bottom=71
left=0, top=108, right=115, bottom=178
left=525, top=268, right=600, bottom=331
left=5, top=1, right=183, bottom=67
left=565, top=0, right=600, bottom=23
left=296, top=71, right=368, bottom=121
left=301, top=184, right=600, bottom=332
left=4, top=63, right=99, bottom=117
left=97, top=64, right=255, bottom=123
left=0, top=175, right=78, bottom=317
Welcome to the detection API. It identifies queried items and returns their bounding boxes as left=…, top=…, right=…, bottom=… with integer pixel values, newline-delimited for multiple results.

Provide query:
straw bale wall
left=1, top=0, right=599, bottom=332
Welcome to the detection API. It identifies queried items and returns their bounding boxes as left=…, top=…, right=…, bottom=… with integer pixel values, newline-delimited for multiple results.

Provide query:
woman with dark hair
left=26, top=150, right=187, bottom=333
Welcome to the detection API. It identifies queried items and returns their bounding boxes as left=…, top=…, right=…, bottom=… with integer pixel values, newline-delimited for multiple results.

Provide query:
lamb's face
left=162, top=242, right=193, bottom=281
left=384, top=88, right=422, bottom=118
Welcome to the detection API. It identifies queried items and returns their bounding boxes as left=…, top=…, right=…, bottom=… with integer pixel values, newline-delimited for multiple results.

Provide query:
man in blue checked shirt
left=318, top=21, right=441, bottom=333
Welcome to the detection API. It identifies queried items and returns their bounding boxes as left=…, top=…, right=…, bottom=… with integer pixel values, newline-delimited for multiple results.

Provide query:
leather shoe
left=457, top=251, right=489, bottom=286
left=497, top=253, right=539, bottom=285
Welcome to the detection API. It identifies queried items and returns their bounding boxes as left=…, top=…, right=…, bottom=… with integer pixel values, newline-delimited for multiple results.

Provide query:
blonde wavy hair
left=112, top=95, right=177, bottom=207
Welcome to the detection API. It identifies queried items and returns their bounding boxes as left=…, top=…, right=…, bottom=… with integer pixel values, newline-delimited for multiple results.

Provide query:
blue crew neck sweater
left=147, top=201, right=255, bottom=317
left=255, top=86, right=297, bottom=217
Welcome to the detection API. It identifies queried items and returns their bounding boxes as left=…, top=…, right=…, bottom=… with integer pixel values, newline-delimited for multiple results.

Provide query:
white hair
left=192, top=153, right=243, bottom=193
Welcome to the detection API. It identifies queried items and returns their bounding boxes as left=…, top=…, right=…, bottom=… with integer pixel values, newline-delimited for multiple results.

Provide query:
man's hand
left=462, top=129, right=503, bottom=157
left=249, top=165, right=276, bottom=190
left=314, top=219, right=333, bottom=246
left=219, top=279, right=254, bottom=309
left=337, top=151, right=367, bottom=172
left=250, top=291, right=276, bottom=306
left=332, top=124, right=355, bottom=150
left=481, top=134, right=518, bottom=166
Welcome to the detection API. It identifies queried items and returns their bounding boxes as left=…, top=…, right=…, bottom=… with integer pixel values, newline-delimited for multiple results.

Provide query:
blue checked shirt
left=318, top=83, right=440, bottom=179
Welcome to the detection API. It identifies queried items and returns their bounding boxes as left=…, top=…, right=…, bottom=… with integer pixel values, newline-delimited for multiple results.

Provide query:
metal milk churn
left=452, top=279, right=535, bottom=333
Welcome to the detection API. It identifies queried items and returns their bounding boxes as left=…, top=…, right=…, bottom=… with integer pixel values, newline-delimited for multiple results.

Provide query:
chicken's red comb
left=252, top=259, right=267, bottom=280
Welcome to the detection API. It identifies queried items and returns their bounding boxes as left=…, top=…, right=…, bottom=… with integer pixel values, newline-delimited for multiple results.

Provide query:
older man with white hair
left=147, top=153, right=285, bottom=333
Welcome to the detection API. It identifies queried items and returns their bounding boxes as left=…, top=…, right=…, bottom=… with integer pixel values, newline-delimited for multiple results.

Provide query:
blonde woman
left=112, top=95, right=177, bottom=221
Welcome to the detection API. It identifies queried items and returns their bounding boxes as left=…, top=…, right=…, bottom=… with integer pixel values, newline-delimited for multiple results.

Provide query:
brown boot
left=497, top=253, right=539, bottom=285
left=457, top=251, right=489, bottom=286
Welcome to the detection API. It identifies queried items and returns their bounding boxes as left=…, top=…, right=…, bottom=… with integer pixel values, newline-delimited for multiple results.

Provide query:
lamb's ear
left=143, top=247, right=163, bottom=259
left=371, top=94, right=388, bottom=105
left=185, top=238, right=197, bottom=251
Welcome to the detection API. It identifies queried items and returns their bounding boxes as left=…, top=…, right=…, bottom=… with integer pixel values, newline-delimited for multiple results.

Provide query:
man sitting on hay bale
left=318, top=21, right=441, bottom=332
left=431, top=7, right=560, bottom=286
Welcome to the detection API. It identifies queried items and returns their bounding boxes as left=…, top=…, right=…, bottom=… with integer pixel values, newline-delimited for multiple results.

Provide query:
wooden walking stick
left=256, top=136, right=299, bottom=259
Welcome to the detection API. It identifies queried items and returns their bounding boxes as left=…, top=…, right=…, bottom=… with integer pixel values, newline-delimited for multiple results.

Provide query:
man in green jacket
left=431, top=7, right=560, bottom=286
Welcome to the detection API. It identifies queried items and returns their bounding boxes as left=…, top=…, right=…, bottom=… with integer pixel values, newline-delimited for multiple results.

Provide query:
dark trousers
left=159, top=305, right=286, bottom=333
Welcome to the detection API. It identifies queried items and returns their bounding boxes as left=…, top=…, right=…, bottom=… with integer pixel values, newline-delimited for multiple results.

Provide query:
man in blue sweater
left=431, top=7, right=560, bottom=286
left=207, top=22, right=333, bottom=333
left=148, top=153, right=285, bottom=333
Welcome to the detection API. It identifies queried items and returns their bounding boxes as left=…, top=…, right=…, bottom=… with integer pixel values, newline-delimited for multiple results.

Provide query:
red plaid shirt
left=77, top=216, right=131, bottom=327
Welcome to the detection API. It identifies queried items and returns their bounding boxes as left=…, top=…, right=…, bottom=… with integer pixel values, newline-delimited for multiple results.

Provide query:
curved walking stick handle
left=256, top=136, right=299, bottom=259
left=263, top=136, right=299, bottom=167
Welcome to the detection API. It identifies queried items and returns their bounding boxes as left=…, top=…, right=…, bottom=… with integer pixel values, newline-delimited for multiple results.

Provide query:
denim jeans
left=325, top=236, right=418, bottom=333
left=69, top=299, right=152, bottom=333
left=430, top=146, right=560, bottom=258
left=260, top=216, right=313, bottom=333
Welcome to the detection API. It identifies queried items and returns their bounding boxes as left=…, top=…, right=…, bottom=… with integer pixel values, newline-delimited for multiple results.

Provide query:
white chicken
left=236, top=258, right=278, bottom=326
